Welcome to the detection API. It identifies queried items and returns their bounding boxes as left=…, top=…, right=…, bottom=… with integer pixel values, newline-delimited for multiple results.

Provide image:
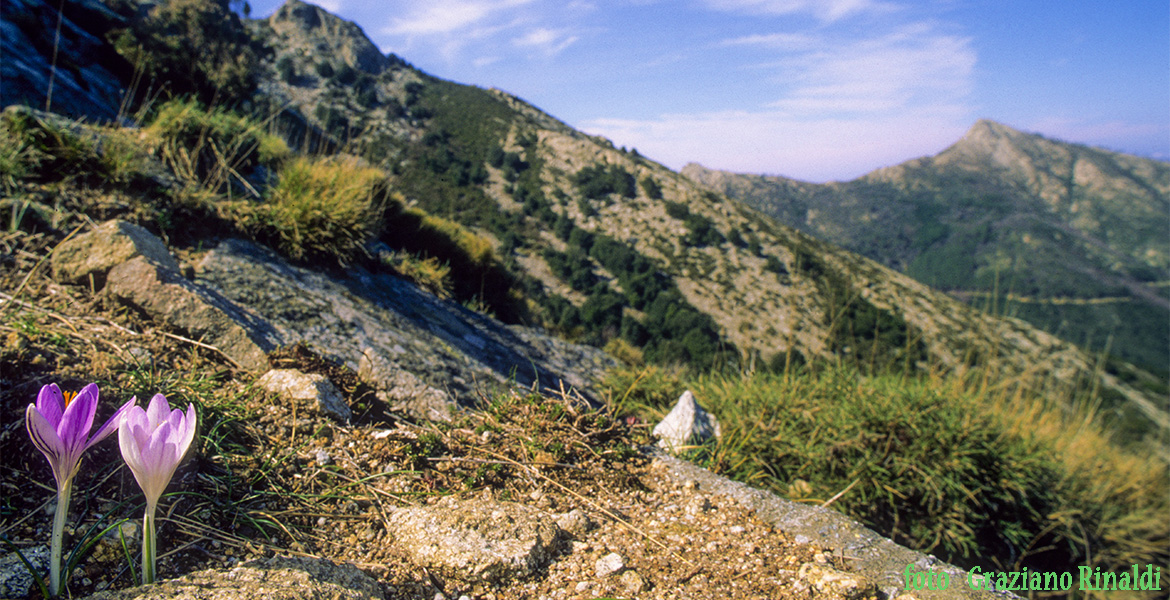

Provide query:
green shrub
left=640, top=176, right=663, bottom=200
left=108, top=0, right=261, bottom=106
left=575, top=164, right=635, bottom=200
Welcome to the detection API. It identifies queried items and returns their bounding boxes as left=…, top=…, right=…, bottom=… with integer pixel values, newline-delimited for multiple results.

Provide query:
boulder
left=257, top=369, right=352, bottom=422
left=652, top=390, right=722, bottom=452
left=81, top=555, right=384, bottom=600
left=51, top=220, right=180, bottom=288
left=386, top=497, right=563, bottom=582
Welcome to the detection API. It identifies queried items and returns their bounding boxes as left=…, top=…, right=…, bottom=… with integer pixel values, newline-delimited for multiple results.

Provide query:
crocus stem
left=142, top=500, right=157, bottom=585
left=49, top=478, right=72, bottom=597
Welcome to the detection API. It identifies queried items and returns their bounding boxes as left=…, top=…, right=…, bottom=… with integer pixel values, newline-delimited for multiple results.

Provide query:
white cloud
left=720, top=32, right=820, bottom=50
left=314, top=0, right=343, bottom=13
left=703, top=0, right=888, bottom=22
left=513, top=27, right=580, bottom=56
left=769, top=25, right=975, bottom=115
left=383, top=0, right=534, bottom=36
left=581, top=15, right=977, bottom=181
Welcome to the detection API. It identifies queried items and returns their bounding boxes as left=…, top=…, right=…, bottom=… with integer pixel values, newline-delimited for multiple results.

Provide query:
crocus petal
left=26, top=404, right=64, bottom=463
left=87, top=397, right=137, bottom=451
left=58, top=385, right=98, bottom=452
left=35, top=384, right=65, bottom=429
left=118, top=423, right=144, bottom=472
left=145, top=394, right=171, bottom=429
left=144, top=422, right=175, bottom=470
left=136, top=423, right=178, bottom=502
left=177, top=404, right=198, bottom=458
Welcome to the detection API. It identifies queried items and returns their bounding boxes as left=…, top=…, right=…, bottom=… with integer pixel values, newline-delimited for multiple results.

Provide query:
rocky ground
left=0, top=226, right=896, bottom=600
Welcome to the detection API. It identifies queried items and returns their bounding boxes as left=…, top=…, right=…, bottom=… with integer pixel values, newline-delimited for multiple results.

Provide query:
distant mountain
left=683, top=122, right=1170, bottom=375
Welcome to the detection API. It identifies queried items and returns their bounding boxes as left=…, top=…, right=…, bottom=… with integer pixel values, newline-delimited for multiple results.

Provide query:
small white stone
left=595, top=552, right=625, bottom=578
left=653, top=391, right=721, bottom=452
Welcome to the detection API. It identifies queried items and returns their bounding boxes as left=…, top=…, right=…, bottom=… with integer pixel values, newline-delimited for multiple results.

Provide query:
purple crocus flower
left=118, top=393, right=197, bottom=585
left=26, top=383, right=134, bottom=596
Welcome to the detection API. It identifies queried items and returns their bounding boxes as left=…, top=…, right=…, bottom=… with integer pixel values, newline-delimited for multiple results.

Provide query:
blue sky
left=246, top=0, right=1169, bottom=182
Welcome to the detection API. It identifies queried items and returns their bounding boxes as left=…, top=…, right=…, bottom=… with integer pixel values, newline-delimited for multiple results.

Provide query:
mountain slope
left=242, top=3, right=1167, bottom=437
left=683, top=122, right=1170, bottom=374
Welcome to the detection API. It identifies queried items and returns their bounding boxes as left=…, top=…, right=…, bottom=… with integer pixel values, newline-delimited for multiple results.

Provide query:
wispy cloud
left=768, top=24, right=975, bottom=115
left=513, top=27, right=580, bottom=56
left=583, top=7, right=977, bottom=180
left=382, top=0, right=534, bottom=36
left=314, top=0, right=344, bottom=13
left=721, top=32, right=820, bottom=50
left=703, top=0, right=889, bottom=22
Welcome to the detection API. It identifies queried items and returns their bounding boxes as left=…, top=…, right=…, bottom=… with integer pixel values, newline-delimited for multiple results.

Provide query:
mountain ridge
left=682, top=121, right=1170, bottom=377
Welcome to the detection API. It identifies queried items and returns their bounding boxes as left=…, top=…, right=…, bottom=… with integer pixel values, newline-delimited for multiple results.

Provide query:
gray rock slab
left=196, top=239, right=617, bottom=418
left=80, top=555, right=384, bottom=600
left=105, top=255, right=278, bottom=371
left=0, top=544, right=48, bottom=599
left=1, top=1, right=128, bottom=122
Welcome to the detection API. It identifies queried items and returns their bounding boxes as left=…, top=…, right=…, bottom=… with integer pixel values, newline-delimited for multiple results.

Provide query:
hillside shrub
left=575, top=164, right=635, bottom=200
left=684, top=213, right=723, bottom=247
left=108, top=0, right=262, bottom=106
left=640, top=176, right=663, bottom=200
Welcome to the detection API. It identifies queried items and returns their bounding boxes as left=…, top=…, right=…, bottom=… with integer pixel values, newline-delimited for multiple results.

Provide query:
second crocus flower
left=118, top=394, right=197, bottom=585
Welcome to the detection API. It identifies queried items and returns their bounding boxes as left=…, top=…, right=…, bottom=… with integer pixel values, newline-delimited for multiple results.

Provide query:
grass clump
left=145, top=99, right=289, bottom=193
left=380, top=251, right=453, bottom=298
left=0, top=108, right=109, bottom=185
left=605, top=363, right=1169, bottom=586
left=249, top=156, right=389, bottom=264
left=381, top=205, right=525, bottom=321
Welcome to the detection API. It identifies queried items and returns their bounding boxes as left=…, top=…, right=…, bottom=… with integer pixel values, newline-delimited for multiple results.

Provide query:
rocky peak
left=935, top=119, right=1068, bottom=172
left=267, top=0, right=388, bottom=75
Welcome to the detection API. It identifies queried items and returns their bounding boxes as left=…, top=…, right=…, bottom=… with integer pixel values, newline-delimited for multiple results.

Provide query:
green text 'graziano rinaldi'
left=904, top=563, right=1163, bottom=593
